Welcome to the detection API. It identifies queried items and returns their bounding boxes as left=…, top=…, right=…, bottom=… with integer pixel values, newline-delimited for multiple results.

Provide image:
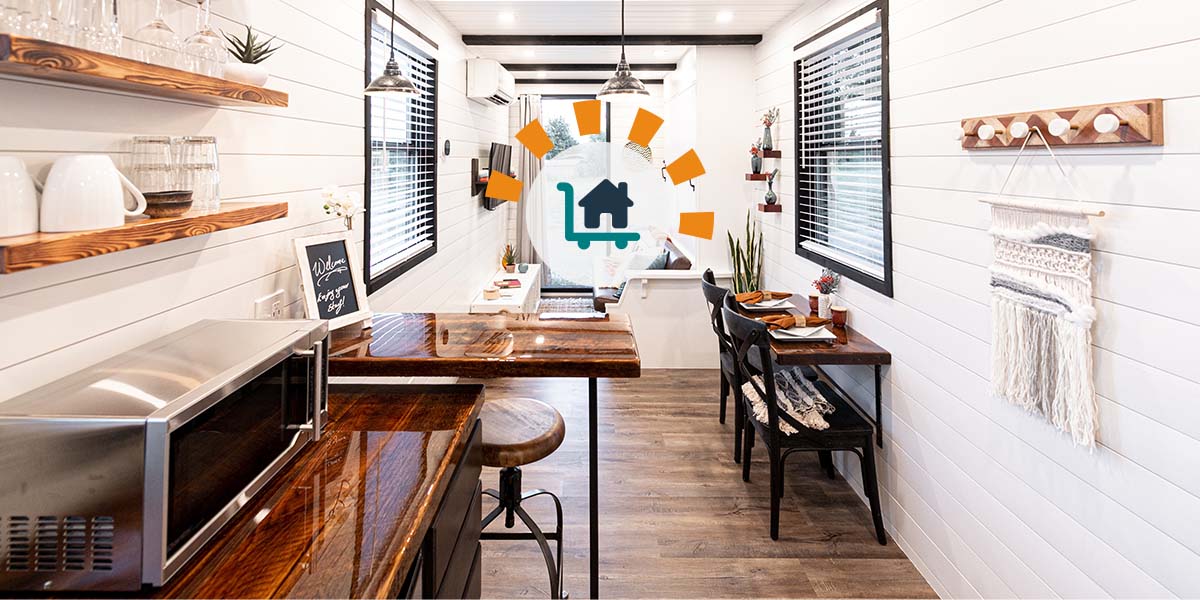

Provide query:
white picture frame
left=293, top=231, right=372, bottom=331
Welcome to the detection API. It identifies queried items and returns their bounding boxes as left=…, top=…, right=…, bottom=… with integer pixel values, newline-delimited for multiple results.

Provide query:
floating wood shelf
left=746, top=173, right=769, bottom=181
left=0, top=34, right=288, bottom=107
left=761, top=149, right=782, bottom=158
left=757, top=203, right=782, bottom=213
left=0, top=202, right=288, bottom=274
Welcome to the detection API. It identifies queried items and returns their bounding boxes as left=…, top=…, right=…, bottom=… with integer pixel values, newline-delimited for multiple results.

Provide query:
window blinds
left=368, top=12, right=437, bottom=282
left=795, top=22, right=885, bottom=280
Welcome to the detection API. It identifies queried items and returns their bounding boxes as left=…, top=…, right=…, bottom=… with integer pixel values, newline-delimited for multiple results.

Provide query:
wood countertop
left=329, top=312, right=641, bottom=379
left=24, top=384, right=484, bottom=599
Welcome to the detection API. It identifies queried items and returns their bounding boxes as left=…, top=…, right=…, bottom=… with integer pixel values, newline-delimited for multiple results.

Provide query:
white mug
left=39, top=155, right=147, bottom=232
left=0, top=157, right=39, bottom=237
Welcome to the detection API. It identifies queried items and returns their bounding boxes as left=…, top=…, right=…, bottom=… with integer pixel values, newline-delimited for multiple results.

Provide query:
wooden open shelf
left=0, top=202, right=288, bottom=273
left=746, top=173, right=769, bottom=181
left=0, top=34, right=288, bottom=107
left=757, top=203, right=782, bottom=213
left=761, top=149, right=782, bottom=158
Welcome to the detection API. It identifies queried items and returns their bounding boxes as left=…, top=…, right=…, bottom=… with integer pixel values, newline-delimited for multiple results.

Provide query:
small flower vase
left=764, top=181, right=777, bottom=205
left=751, top=155, right=762, bottom=174
left=818, top=293, right=833, bottom=319
left=762, top=126, right=774, bottom=151
left=343, top=215, right=354, bottom=230
left=518, top=263, right=529, bottom=273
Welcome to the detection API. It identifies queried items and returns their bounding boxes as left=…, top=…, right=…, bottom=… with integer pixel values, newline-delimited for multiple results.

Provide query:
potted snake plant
left=222, top=25, right=281, bottom=86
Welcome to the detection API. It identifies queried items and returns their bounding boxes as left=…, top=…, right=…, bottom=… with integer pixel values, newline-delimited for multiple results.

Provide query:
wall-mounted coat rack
left=959, top=98, right=1163, bottom=149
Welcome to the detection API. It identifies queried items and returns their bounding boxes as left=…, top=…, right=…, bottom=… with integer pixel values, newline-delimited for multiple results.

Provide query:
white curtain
left=515, top=94, right=542, bottom=273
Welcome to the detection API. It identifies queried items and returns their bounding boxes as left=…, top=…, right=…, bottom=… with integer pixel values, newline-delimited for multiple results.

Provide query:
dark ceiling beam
left=504, top=63, right=677, bottom=72
left=463, top=34, right=761, bottom=46
left=515, top=78, right=665, bottom=85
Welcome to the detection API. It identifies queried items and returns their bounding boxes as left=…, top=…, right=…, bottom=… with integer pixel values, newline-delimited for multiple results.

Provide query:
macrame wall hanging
left=979, top=127, right=1105, bottom=447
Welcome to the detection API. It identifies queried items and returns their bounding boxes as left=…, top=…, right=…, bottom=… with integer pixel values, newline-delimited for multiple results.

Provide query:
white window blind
left=367, top=12, right=437, bottom=285
left=795, top=18, right=888, bottom=285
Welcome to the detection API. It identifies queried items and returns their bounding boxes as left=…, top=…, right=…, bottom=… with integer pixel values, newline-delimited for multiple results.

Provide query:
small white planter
left=223, top=62, right=269, bottom=86
left=818, top=293, right=833, bottom=319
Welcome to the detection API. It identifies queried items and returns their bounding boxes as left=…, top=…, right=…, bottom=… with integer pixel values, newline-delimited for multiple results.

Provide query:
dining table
left=327, top=312, right=642, bottom=599
left=736, top=301, right=891, bottom=446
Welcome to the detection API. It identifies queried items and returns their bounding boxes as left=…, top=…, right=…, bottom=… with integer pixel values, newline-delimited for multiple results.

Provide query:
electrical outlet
left=254, top=290, right=286, bottom=319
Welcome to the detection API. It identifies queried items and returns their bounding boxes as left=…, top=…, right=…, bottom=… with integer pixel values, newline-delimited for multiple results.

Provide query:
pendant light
left=364, top=0, right=420, bottom=96
left=597, top=0, right=649, bottom=102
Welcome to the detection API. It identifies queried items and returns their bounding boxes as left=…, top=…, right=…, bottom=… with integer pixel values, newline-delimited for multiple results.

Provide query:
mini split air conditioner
left=467, top=58, right=515, bottom=106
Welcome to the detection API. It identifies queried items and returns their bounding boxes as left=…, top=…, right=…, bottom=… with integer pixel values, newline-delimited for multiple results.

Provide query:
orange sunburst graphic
left=509, top=101, right=714, bottom=240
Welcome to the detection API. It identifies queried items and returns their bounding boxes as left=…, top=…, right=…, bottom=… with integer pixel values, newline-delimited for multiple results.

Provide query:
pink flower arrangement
left=812, top=268, right=841, bottom=294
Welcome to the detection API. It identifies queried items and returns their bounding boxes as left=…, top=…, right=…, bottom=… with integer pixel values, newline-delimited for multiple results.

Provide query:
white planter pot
left=223, top=62, right=269, bottom=87
left=818, top=293, right=833, bottom=319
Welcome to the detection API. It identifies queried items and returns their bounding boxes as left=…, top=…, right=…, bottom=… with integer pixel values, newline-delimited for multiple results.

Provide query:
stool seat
left=480, top=397, right=566, bottom=468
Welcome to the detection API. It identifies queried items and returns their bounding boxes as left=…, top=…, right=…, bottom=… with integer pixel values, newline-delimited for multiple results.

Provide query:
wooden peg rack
left=960, top=98, right=1163, bottom=149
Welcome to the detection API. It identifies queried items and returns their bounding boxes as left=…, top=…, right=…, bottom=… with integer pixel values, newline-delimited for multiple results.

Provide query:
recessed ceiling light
left=522, top=48, right=535, bottom=58
left=715, top=10, right=734, bottom=24
left=537, top=71, right=547, bottom=79
left=498, top=11, right=516, bottom=24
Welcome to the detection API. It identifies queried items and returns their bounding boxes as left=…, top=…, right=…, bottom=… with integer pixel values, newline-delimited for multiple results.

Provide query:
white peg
left=1008, top=121, right=1030, bottom=139
left=1048, top=117, right=1077, bottom=137
left=1093, top=113, right=1127, bottom=134
left=977, top=124, right=1003, bottom=141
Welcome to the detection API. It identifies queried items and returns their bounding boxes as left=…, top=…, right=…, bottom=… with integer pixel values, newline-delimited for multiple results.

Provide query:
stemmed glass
left=133, top=0, right=179, bottom=67
left=182, top=0, right=224, bottom=77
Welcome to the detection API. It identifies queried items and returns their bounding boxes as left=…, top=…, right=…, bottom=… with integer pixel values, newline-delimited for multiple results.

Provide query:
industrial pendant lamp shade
left=364, top=0, right=421, bottom=96
left=597, top=0, right=649, bottom=102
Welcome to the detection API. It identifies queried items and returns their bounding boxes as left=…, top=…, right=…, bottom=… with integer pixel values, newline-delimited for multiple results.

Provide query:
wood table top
left=737, top=305, right=891, bottom=366
left=37, top=384, right=484, bottom=599
left=329, top=312, right=642, bottom=379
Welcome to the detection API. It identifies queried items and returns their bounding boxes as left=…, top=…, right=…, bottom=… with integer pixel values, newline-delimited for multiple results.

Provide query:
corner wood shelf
left=0, top=35, right=288, bottom=107
left=757, top=203, right=782, bottom=213
left=761, top=149, right=782, bottom=158
left=745, top=173, right=769, bottom=181
left=0, top=202, right=288, bottom=274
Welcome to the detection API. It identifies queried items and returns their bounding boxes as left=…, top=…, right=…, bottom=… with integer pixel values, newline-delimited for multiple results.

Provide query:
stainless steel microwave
left=0, top=319, right=329, bottom=592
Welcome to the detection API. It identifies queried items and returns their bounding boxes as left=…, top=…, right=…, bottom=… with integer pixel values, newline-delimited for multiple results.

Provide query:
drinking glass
left=133, top=0, right=179, bottom=68
left=182, top=0, right=224, bottom=77
left=175, top=136, right=220, bottom=211
left=82, top=0, right=121, bottom=54
left=46, top=0, right=76, bottom=45
left=130, top=136, right=176, bottom=193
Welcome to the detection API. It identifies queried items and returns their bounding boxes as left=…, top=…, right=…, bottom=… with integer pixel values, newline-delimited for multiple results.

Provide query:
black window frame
left=363, top=0, right=439, bottom=294
left=793, top=0, right=893, bottom=297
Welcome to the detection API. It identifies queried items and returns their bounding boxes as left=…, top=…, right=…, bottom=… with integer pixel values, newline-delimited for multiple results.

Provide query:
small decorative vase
left=762, top=126, right=774, bottom=151
left=764, top=181, right=777, bottom=205
left=223, top=61, right=269, bottom=86
left=518, top=263, right=529, bottom=273
left=504, top=264, right=516, bottom=273
left=818, top=293, right=833, bottom=319
left=750, top=155, right=762, bottom=174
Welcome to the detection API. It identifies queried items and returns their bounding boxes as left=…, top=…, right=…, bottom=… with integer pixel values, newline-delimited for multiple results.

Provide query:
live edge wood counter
left=21, top=384, right=484, bottom=599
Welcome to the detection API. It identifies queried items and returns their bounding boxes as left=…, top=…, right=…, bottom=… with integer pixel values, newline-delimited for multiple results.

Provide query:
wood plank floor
left=465, top=369, right=936, bottom=599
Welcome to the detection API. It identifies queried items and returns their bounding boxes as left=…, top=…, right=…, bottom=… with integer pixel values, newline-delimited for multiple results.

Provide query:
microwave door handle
left=292, top=341, right=326, bottom=442
left=311, top=339, right=325, bottom=442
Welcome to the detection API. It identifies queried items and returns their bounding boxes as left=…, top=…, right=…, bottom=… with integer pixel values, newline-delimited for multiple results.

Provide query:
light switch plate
left=254, top=289, right=286, bottom=319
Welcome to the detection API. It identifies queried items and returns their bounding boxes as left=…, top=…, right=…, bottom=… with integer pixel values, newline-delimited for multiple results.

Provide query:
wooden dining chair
left=700, top=269, right=752, bottom=463
left=721, top=296, right=886, bottom=544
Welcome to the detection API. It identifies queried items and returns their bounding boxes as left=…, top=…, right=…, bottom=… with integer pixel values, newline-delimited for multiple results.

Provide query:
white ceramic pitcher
left=40, top=155, right=147, bottom=232
left=0, top=157, right=39, bottom=237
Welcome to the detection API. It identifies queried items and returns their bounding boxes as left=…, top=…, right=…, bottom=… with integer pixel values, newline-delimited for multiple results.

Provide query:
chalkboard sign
left=294, top=232, right=371, bottom=330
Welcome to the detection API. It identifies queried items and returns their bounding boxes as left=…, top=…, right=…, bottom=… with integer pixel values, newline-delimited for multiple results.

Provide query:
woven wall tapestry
left=989, top=205, right=1098, bottom=447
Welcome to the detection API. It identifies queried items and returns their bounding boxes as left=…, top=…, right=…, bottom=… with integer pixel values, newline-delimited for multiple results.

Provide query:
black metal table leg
left=589, top=376, right=599, bottom=598
left=874, top=365, right=883, bottom=447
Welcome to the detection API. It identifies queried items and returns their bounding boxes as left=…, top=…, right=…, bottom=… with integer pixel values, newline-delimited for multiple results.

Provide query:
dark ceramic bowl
left=143, top=190, right=194, bottom=218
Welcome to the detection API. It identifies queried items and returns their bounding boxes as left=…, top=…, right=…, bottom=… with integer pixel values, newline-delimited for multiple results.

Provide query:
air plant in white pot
left=222, top=25, right=281, bottom=86
left=321, top=185, right=361, bottom=230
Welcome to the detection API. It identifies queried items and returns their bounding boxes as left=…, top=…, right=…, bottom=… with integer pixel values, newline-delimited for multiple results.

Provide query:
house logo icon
left=556, top=180, right=641, bottom=249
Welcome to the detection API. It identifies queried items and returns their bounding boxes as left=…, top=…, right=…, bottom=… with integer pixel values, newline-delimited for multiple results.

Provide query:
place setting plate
left=739, top=299, right=797, bottom=312
left=769, top=325, right=837, bottom=343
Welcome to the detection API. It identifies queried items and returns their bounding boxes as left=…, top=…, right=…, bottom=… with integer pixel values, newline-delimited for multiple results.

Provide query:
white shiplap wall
left=0, top=0, right=507, bottom=400
left=755, top=0, right=1200, bottom=597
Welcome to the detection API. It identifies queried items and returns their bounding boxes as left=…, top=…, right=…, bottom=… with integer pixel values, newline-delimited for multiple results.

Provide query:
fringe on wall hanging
left=980, top=126, right=1103, bottom=447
